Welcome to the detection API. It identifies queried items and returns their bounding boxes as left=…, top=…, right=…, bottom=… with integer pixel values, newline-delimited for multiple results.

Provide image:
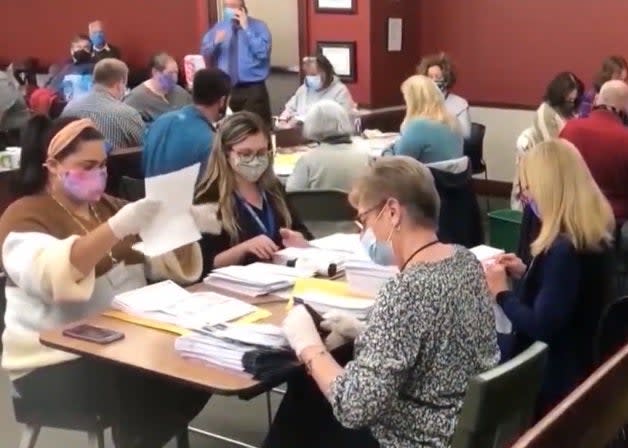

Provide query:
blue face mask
left=223, top=7, right=238, bottom=22
left=305, top=75, right=322, bottom=90
left=90, top=31, right=106, bottom=49
left=360, top=228, right=395, bottom=266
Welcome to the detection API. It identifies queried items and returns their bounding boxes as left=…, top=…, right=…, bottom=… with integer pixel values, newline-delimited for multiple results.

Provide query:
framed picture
left=316, top=41, right=357, bottom=83
left=315, top=0, right=356, bottom=14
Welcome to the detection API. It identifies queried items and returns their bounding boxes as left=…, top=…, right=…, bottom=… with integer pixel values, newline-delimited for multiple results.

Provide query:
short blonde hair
left=518, top=139, right=614, bottom=256
left=401, top=75, right=458, bottom=133
left=93, top=58, right=128, bottom=87
left=351, top=156, right=440, bottom=227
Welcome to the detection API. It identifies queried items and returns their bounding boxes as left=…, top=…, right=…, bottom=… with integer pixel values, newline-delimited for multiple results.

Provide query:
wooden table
left=39, top=284, right=295, bottom=400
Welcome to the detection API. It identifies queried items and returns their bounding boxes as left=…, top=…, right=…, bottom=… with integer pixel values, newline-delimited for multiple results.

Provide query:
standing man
left=201, top=0, right=272, bottom=124
left=89, top=20, right=122, bottom=62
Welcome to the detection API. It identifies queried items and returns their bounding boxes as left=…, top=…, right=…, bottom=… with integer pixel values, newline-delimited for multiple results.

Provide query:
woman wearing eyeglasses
left=271, top=156, right=499, bottom=448
left=195, top=111, right=312, bottom=275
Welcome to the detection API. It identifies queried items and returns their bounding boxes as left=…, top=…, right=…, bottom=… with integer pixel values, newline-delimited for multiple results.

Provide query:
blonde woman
left=392, top=75, right=463, bottom=163
left=195, top=111, right=312, bottom=274
left=485, top=139, right=615, bottom=416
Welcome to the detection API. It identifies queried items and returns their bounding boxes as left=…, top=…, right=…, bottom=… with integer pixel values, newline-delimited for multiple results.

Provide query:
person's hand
left=108, top=199, right=161, bottom=240
left=495, top=253, right=527, bottom=279
left=280, top=228, right=309, bottom=248
left=484, top=262, right=509, bottom=299
left=321, top=311, right=364, bottom=340
left=282, top=305, right=324, bottom=356
left=215, top=30, right=227, bottom=44
left=235, top=8, right=248, bottom=29
left=244, top=235, right=279, bottom=259
left=190, top=203, right=222, bottom=235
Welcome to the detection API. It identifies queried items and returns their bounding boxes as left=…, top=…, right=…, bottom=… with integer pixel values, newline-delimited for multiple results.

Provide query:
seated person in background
left=0, top=70, right=29, bottom=140
left=578, top=55, right=627, bottom=118
left=561, top=80, right=628, bottom=222
left=485, top=139, right=614, bottom=417
left=124, top=52, right=192, bottom=122
left=143, top=68, right=231, bottom=178
left=195, top=111, right=312, bottom=275
left=278, top=55, right=355, bottom=128
left=391, top=75, right=463, bottom=163
left=274, top=156, right=499, bottom=448
left=0, top=116, right=216, bottom=447
left=45, top=34, right=95, bottom=98
left=62, top=58, right=144, bottom=149
left=88, top=20, right=121, bottom=62
left=286, top=100, right=369, bottom=192
left=417, top=52, right=471, bottom=139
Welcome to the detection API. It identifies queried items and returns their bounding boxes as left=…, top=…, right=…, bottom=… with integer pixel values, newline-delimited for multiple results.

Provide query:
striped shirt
left=62, top=85, right=145, bottom=149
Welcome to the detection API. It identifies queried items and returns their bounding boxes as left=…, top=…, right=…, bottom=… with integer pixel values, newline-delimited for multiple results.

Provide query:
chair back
left=463, top=122, right=486, bottom=174
left=118, top=176, right=145, bottom=202
left=451, top=342, right=549, bottom=448
left=596, top=295, right=628, bottom=364
left=287, top=190, right=355, bottom=238
left=0, top=272, right=6, bottom=357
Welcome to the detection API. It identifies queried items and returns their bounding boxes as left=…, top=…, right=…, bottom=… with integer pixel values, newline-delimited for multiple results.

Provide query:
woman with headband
left=0, top=116, right=220, bottom=447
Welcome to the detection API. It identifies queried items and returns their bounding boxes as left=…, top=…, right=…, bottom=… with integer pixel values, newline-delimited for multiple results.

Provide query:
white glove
left=324, top=331, right=349, bottom=350
left=108, top=198, right=161, bottom=240
left=282, top=305, right=324, bottom=357
left=320, top=311, right=364, bottom=341
left=190, top=203, right=222, bottom=235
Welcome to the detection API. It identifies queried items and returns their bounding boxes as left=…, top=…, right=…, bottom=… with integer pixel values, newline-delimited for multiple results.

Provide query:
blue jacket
left=200, top=18, right=271, bottom=84
left=393, top=118, right=463, bottom=163
left=142, top=105, right=215, bottom=178
left=497, top=236, right=613, bottom=415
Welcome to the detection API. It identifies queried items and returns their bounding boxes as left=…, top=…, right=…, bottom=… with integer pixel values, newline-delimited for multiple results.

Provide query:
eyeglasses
left=355, top=201, right=385, bottom=228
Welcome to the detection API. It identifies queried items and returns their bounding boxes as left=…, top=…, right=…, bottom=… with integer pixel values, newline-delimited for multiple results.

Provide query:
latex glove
left=495, top=253, right=527, bottom=280
left=190, top=203, right=222, bottom=235
left=108, top=198, right=161, bottom=240
left=282, top=305, right=324, bottom=357
left=324, top=331, right=349, bottom=350
left=321, top=311, right=364, bottom=340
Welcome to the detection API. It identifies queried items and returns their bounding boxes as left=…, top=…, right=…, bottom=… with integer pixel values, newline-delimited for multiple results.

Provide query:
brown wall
left=0, top=0, right=209, bottom=68
left=420, top=0, right=628, bottom=107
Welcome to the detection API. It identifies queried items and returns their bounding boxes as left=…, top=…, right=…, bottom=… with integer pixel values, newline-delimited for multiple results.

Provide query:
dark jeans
left=262, top=345, right=380, bottom=448
left=230, top=81, right=272, bottom=125
left=13, top=359, right=209, bottom=448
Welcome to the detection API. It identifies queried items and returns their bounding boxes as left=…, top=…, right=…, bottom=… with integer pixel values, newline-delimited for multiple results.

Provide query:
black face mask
left=72, top=50, right=92, bottom=64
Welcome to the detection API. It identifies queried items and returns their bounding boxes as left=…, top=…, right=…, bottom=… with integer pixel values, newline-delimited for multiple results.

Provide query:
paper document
left=470, top=245, right=505, bottom=263
left=274, top=152, right=307, bottom=176
left=205, top=265, right=298, bottom=297
left=112, top=280, right=261, bottom=330
left=310, top=233, right=368, bottom=259
left=135, top=163, right=201, bottom=257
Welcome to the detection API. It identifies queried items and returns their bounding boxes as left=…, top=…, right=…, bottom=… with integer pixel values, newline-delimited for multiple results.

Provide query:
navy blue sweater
left=497, top=236, right=613, bottom=415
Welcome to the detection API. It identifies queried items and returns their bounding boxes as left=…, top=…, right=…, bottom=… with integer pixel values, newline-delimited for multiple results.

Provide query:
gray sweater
left=124, top=83, right=192, bottom=122
left=286, top=142, right=370, bottom=192
left=280, top=76, right=355, bottom=121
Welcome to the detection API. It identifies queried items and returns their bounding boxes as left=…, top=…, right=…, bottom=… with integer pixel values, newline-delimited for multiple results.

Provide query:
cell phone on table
left=62, top=324, right=125, bottom=344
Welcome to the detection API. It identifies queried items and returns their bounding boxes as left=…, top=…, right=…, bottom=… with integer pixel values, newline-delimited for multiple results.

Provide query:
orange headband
left=47, top=118, right=98, bottom=159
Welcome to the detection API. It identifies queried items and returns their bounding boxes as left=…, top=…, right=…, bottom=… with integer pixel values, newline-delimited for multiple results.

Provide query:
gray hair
left=303, top=100, right=354, bottom=141
left=149, top=52, right=175, bottom=71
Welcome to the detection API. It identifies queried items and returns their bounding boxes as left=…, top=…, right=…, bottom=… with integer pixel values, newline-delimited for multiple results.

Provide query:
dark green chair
left=451, top=342, right=549, bottom=448
left=287, top=189, right=356, bottom=238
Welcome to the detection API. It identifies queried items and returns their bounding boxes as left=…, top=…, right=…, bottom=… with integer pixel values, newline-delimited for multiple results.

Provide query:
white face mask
left=360, top=228, right=395, bottom=266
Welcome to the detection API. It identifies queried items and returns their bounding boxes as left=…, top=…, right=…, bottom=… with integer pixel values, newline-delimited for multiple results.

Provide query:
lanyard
left=237, top=191, right=276, bottom=237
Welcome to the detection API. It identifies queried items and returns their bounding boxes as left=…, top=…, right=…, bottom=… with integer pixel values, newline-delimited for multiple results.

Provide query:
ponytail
left=15, top=115, right=52, bottom=197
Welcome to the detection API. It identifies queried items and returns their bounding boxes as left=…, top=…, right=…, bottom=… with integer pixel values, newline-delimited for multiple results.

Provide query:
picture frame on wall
left=316, top=41, right=357, bottom=83
left=315, top=0, right=356, bottom=14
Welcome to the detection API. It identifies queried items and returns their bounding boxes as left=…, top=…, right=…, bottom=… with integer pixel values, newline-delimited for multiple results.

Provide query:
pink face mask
left=61, top=167, right=107, bottom=203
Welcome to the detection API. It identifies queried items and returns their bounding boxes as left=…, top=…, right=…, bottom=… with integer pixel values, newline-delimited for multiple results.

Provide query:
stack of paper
left=175, top=323, right=288, bottom=371
left=111, top=280, right=259, bottom=330
left=273, top=247, right=348, bottom=277
left=345, top=260, right=398, bottom=296
left=309, top=233, right=370, bottom=260
left=205, top=265, right=300, bottom=296
left=274, top=151, right=307, bottom=176
left=294, top=291, right=374, bottom=320
left=470, top=245, right=505, bottom=264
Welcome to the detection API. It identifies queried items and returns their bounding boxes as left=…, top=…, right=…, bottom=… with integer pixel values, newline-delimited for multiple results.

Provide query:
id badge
left=106, top=262, right=129, bottom=288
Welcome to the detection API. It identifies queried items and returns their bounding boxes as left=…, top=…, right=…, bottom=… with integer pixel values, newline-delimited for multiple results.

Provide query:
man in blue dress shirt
left=201, top=0, right=272, bottom=124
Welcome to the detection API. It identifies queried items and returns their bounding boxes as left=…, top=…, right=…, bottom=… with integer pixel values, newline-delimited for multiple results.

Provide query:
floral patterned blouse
left=330, top=246, right=499, bottom=447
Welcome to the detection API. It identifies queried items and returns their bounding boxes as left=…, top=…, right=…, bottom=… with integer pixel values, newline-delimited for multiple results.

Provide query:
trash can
left=488, top=209, right=523, bottom=253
